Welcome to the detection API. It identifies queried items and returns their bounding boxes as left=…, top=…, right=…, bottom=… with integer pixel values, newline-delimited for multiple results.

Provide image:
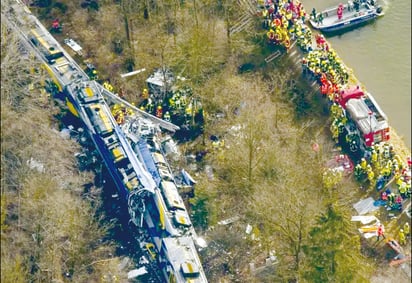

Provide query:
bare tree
left=1, top=16, right=128, bottom=282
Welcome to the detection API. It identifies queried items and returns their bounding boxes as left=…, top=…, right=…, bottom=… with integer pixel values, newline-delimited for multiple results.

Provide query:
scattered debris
left=218, top=216, right=240, bottom=226
left=127, top=267, right=148, bottom=279
left=351, top=215, right=378, bottom=225
left=118, top=257, right=130, bottom=271
left=60, top=128, right=71, bottom=139
left=181, top=169, right=197, bottom=186
left=204, top=165, right=214, bottom=180
left=266, top=250, right=278, bottom=265
left=245, top=224, right=252, bottom=234
left=120, top=68, right=146, bottom=78
left=161, top=136, right=180, bottom=161
left=26, top=157, right=45, bottom=173
left=358, top=221, right=381, bottom=239
left=195, top=237, right=208, bottom=250
left=64, top=38, right=82, bottom=55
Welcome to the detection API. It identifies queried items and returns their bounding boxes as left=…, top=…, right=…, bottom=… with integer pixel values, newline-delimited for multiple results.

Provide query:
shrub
left=53, top=2, right=68, bottom=14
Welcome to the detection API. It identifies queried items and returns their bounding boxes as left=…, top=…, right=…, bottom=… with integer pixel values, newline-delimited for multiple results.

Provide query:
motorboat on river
left=309, top=0, right=384, bottom=33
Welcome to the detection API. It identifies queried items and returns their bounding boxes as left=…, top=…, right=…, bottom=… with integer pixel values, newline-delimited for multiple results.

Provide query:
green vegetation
left=303, top=204, right=372, bottom=282
left=2, top=0, right=397, bottom=282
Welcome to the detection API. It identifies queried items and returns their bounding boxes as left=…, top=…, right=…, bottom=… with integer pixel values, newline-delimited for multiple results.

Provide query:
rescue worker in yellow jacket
left=398, top=229, right=406, bottom=245
left=404, top=222, right=410, bottom=237
left=142, top=88, right=149, bottom=100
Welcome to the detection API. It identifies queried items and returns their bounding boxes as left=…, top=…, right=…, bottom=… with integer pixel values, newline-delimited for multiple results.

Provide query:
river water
left=302, top=0, right=411, bottom=147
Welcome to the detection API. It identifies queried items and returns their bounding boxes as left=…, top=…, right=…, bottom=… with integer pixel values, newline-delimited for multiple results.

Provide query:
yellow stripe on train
left=42, top=63, right=63, bottom=92
left=65, top=97, right=79, bottom=117
left=85, top=87, right=94, bottom=97
left=157, top=193, right=166, bottom=230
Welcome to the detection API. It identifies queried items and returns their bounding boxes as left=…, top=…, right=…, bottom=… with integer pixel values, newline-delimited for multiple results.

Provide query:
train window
left=125, top=177, right=139, bottom=190
left=111, top=146, right=125, bottom=163
left=45, top=51, right=64, bottom=63
left=30, top=37, right=39, bottom=46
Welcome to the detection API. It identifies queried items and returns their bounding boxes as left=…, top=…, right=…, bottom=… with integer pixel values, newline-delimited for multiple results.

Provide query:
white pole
left=120, top=68, right=146, bottom=78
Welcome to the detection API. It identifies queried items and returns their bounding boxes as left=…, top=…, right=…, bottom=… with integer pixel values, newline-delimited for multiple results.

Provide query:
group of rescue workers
left=137, top=85, right=201, bottom=126
left=102, top=81, right=204, bottom=141
left=302, top=46, right=350, bottom=94
left=259, top=0, right=412, bottom=251
left=376, top=221, right=410, bottom=248
left=111, top=102, right=134, bottom=125
left=260, top=0, right=313, bottom=52
left=353, top=143, right=411, bottom=209
left=357, top=148, right=411, bottom=257
left=302, top=47, right=361, bottom=153
left=310, top=8, right=324, bottom=25
left=80, top=45, right=208, bottom=142
left=86, top=0, right=410, bottom=240
left=83, top=58, right=205, bottom=140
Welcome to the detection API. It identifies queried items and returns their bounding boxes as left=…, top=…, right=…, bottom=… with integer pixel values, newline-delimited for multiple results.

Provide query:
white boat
left=309, top=0, right=384, bottom=33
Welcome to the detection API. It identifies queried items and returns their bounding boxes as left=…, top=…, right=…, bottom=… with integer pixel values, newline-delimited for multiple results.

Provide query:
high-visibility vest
left=169, top=98, right=175, bottom=108
left=142, top=89, right=149, bottom=99
left=147, top=103, right=154, bottom=113
left=399, top=183, right=407, bottom=194
left=164, top=112, right=171, bottom=121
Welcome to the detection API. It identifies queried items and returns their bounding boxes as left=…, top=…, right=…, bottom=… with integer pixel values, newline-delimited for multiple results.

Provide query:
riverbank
left=303, top=0, right=411, bottom=147
left=390, top=128, right=411, bottom=161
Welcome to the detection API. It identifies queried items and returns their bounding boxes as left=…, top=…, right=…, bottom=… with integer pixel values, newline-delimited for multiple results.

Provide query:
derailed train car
left=4, top=1, right=207, bottom=282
